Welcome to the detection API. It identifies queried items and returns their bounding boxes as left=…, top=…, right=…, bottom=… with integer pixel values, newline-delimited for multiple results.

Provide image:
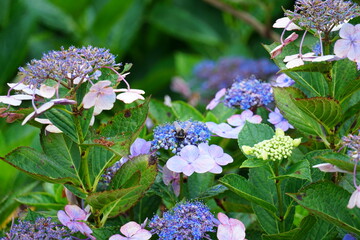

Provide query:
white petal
left=45, top=124, right=63, bottom=133
left=39, top=84, right=56, bottom=98
left=0, top=96, right=22, bottom=106
left=273, top=17, right=302, bottom=30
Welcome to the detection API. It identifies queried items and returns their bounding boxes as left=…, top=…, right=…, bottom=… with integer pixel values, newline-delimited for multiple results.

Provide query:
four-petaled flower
left=82, top=80, right=116, bottom=115
left=334, top=23, right=360, bottom=62
left=217, top=212, right=246, bottom=240
left=198, top=143, right=233, bottom=174
left=57, top=205, right=95, bottom=239
left=348, top=187, right=360, bottom=209
left=109, top=221, right=152, bottom=240
left=268, top=108, right=294, bottom=132
left=114, top=88, right=145, bottom=104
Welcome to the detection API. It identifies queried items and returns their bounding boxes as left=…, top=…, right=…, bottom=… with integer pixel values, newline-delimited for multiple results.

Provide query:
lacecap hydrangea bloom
left=242, top=128, right=301, bottom=161
left=151, top=120, right=211, bottom=154
left=149, top=201, right=217, bottom=240
left=1, top=217, right=72, bottom=240
left=223, top=75, right=274, bottom=110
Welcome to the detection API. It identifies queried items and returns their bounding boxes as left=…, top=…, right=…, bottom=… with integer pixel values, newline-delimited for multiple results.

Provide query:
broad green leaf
left=272, top=160, right=312, bottom=182
left=197, top=184, right=228, bottom=200
left=240, top=158, right=267, bottom=168
left=132, top=195, right=162, bottom=223
left=262, top=228, right=299, bottom=240
left=171, top=101, right=204, bottom=121
left=148, top=4, right=221, bottom=45
left=291, top=215, right=337, bottom=240
left=294, top=97, right=342, bottom=129
left=210, top=104, right=237, bottom=123
left=96, top=98, right=149, bottom=156
left=78, top=108, right=94, bottom=140
left=3, top=147, right=79, bottom=184
left=288, top=181, right=360, bottom=235
left=238, top=122, right=274, bottom=151
left=273, top=87, right=325, bottom=137
left=187, top=172, right=214, bottom=199
left=87, top=155, right=157, bottom=217
left=316, top=152, right=358, bottom=172
left=15, top=192, right=64, bottom=209
left=92, top=226, right=120, bottom=240
left=174, top=52, right=202, bottom=77
left=219, top=174, right=277, bottom=214
left=332, top=59, right=360, bottom=102
left=149, top=99, right=176, bottom=125
left=45, top=108, right=78, bottom=143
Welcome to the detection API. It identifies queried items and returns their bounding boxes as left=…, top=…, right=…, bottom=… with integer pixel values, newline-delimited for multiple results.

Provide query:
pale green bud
left=242, top=145, right=253, bottom=155
left=293, top=138, right=302, bottom=147
left=275, top=128, right=285, bottom=137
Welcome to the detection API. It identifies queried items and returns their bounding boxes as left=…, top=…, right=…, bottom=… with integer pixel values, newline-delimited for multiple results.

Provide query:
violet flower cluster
left=151, top=120, right=211, bottom=154
left=149, top=201, right=217, bottom=240
left=1, top=217, right=72, bottom=240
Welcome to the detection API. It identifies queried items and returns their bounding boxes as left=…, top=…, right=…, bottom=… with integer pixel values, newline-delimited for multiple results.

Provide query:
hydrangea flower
left=57, top=205, right=95, bottom=239
left=268, top=108, right=294, bottom=132
left=271, top=74, right=295, bottom=87
left=272, top=17, right=302, bottom=31
left=0, top=217, right=72, bottom=240
left=223, top=76, right=273, bottom=110
left=166, top=144, right=215, bottom=176
left=217, top=213, right=246, bottom=240
left=151, top=120, right=211, bottom=154
left=334, top=23, right=360, bottom=62
left=109, top=221, right=152, bottom=240
left=206, top=110, right=262, bottom=139
left=343, top=234, right=357, bottom=240
left=312, top=163, right=349, bottom=173
left=198, top=143, right=233, bottom=174
left=242, top=128, right=301, bottom=161
left=149, top=201, right=217, bottom=240
left=206, top=88, right=226, bottom=110
left=114, top=88, right=145, bottom=104
left=270, top=32, right=299, bottom=58
left=348, top=187, right=360, bottom=209
left=162, top=165, right=181, bottom=196
left=82, top=80, right=116, bottom=115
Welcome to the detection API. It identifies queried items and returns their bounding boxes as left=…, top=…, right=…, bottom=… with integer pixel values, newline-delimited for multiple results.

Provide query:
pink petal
left=83, top=92, right=98, bottom=109
left=22, top=111, right=36, bottom=125
left=283, top=32, right=298, bottom=45
left=179, top=145, right=200, bottom=162
left=217, top=212, right=230, bottom=225
left=339, top=23, right=354, bottom=39
left=217, top=224, right=233, bottom=240
left=209, top=164, right=223, bottom=174
left=39, top=84, right=56, bottom=98
left=92, top=80, right=112, bottom=90
left=286, top=58, right=304, bottom=69
left=166, top=156, right=189, bottom=173
left=65, top=205, right=87, bottom=220
left=208, top=144, right=224, bottom=158
left=45, top=124, right=63, bottom=133
left=192, top=155, right=216, bottom=173
left=276, top=121, right=291, bottom=131
left=120, top=222, right=141, bottom=237
left=57, top=210, right=71, bottom=226
left=227, top=114, right=243, bottom=127
left=334, top=39, right=351, bottom=58
left=182, top=164, right=195, bottom=176
left=347, top=188, right=360, bottom=209
left=75, top=222, right=93, bottom=235
left=248, top=115, right=262, bottom=124
left=206, top=88, right=226, bottom=110
left=36, top=101, right=55, bottom=114
left=0, top=96, right=22, bottom=106
left=130, top=229, right=152, bottom=240
left=117, top=92, right=145, bottom=104
left=272, top=17, right=301, bottom=30
left=215, top=153, right=233, bottom=165
left=270, top=45, right=284, bottom=59
left=12, top=94, right=34, bottom=100
left=109, top=234, right=128, bottom=240
left=347, top=44, right=360, bottom=62
left=96, top=91, right=116, bottom=110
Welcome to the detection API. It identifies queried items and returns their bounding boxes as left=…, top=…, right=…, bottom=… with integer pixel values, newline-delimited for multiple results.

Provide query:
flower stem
left=274, top=161, right=285, bottom=232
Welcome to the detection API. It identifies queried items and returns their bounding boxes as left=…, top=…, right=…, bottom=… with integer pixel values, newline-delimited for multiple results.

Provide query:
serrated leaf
left=197, top=184, right=228, bottom=200
left=187, top=172, right=214, bottom=199
left=149, top=99, right=176, bottom=124
left=96, top=98, right=149, bottom=156
left=272, top=160, right=312, bottom=181
left=238, top=122, right=274, bottom=152
left=92, top=226, right=120, bottom=240
left=262, top=228, right=299, bottom=240
left=288, top=181, right=360, bottom=235
left=332, top=59, right=360, bottom=102
left=171, top=101, right=204, bottom=121
left=219, top=174, right=277, bottom=214
left=240, top=158, right=267, bottom=168
left=316, top=152, right=358, bottom=172
left=273, top=87, right=325, bottom=137
left=291, top=215, right=337, bottom=240
left=45, top=108, right=78, bottom=143
left=15, top=192, right=64, bottom=209
left=294, top=97, right=342, bottom=129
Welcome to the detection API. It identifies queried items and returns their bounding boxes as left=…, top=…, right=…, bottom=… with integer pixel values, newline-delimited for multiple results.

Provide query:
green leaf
left=294, top=97, right=342, bottom=129
left=45, top=108, right=78, bottom=143
left=273, top=160, right=312, bottom=182
left=149, top=99, right=176, bottom=125
left=291, top=215, right=338, bottom=240
left=240, top=158, right=267, bottom=168
left=15, top=192, right=64, bottom=209
left=262, top=228, right=299, bottom=240
left=316, top=152, right=358, bottom=172
left=332, top=59, right=360, bottom=102
left=92, top=226, right=120, bottom=240
left=273, top=87, right=325, bottom=137
left=3, top=146, right=80, bottom=184
left=87, top=155, right=157, bottom=217
left=148, top=4, right=221, bottom=45
left=238, top=122, right=274, bottom=151
left=171, top=101, right=204, bottom=121
left=197, top=184, right=228, bottom=200
left=219, top=174, right=277, bottom=214
left=210, top=104, right=237, bottom=123
left=187, top=172, right=214, bottom=199
left=97, top=98, right=149, bottom=156
left=288, top=181, right=360, bottom=235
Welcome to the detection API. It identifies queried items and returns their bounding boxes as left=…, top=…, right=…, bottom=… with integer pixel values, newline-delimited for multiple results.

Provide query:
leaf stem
left=274, top=161, right=285, bottom=232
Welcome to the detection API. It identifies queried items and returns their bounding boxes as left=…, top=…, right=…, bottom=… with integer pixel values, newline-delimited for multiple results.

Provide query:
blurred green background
left=0, top=0, right=294, bottom=228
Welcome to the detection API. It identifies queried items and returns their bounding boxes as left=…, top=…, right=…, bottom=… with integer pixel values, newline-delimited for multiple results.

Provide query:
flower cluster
left=1, top=217, right=72, bottom=240
left=19, top=46, right=118, bottom=86
left=223, top=76, right=274, bottom=110
left=242, top=129, right=301, bottom=161
left=166, top=143, right=233, bottom=176
left=192, top=57, right=278, bottom=92
left=285, top=0, right=360, bottom=33
left=342, top=132, right=360, bottom=160
left=268, top=108, right=294, bottom=132
left=151, top=120, right=211, bottom=154
left=149, top=201, right=217, bottom=240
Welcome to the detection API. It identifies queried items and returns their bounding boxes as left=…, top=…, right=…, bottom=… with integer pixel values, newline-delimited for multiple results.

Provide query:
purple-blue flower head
left=151, top=120, right=211, bottom=154
left=149, top=201, right=217, bottom=240
left=285, top=0, right=360, bottom=33
left=1, top=217, right=72, bottom=240
left=19, top=46, right=119, bottom=86
left=224, top=75, right=274, bottom=110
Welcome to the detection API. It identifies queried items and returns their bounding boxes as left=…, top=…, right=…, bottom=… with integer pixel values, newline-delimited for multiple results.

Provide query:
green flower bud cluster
left=242, top=129, right=301, bottom=161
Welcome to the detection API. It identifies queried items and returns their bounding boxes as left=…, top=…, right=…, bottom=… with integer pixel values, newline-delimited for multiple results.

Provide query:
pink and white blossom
left=268, top=108, right=294, bottom=132
left=217, top=212, right=246, bottom=240
left=109, top=221, right=152, bottom=240
left=206, top=88, right=226, bottom=110
left=82, top=80, right=116, bottom=115
left=272, top=17, right=302, bottom=31
left=115, top=88, right=145, bottom=104
left=198, top=143, right=233, bottom=174
left=348, top=187, right=360, bottom=209
left=334, top=23, right=360, bottom=62
left=312, top=163, right=349, bottom=173
left=162, top=165, right=180, bottom=196
left=34, top=118, right=62, bottom=133
left=270, top=32, right=299, bottom=58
